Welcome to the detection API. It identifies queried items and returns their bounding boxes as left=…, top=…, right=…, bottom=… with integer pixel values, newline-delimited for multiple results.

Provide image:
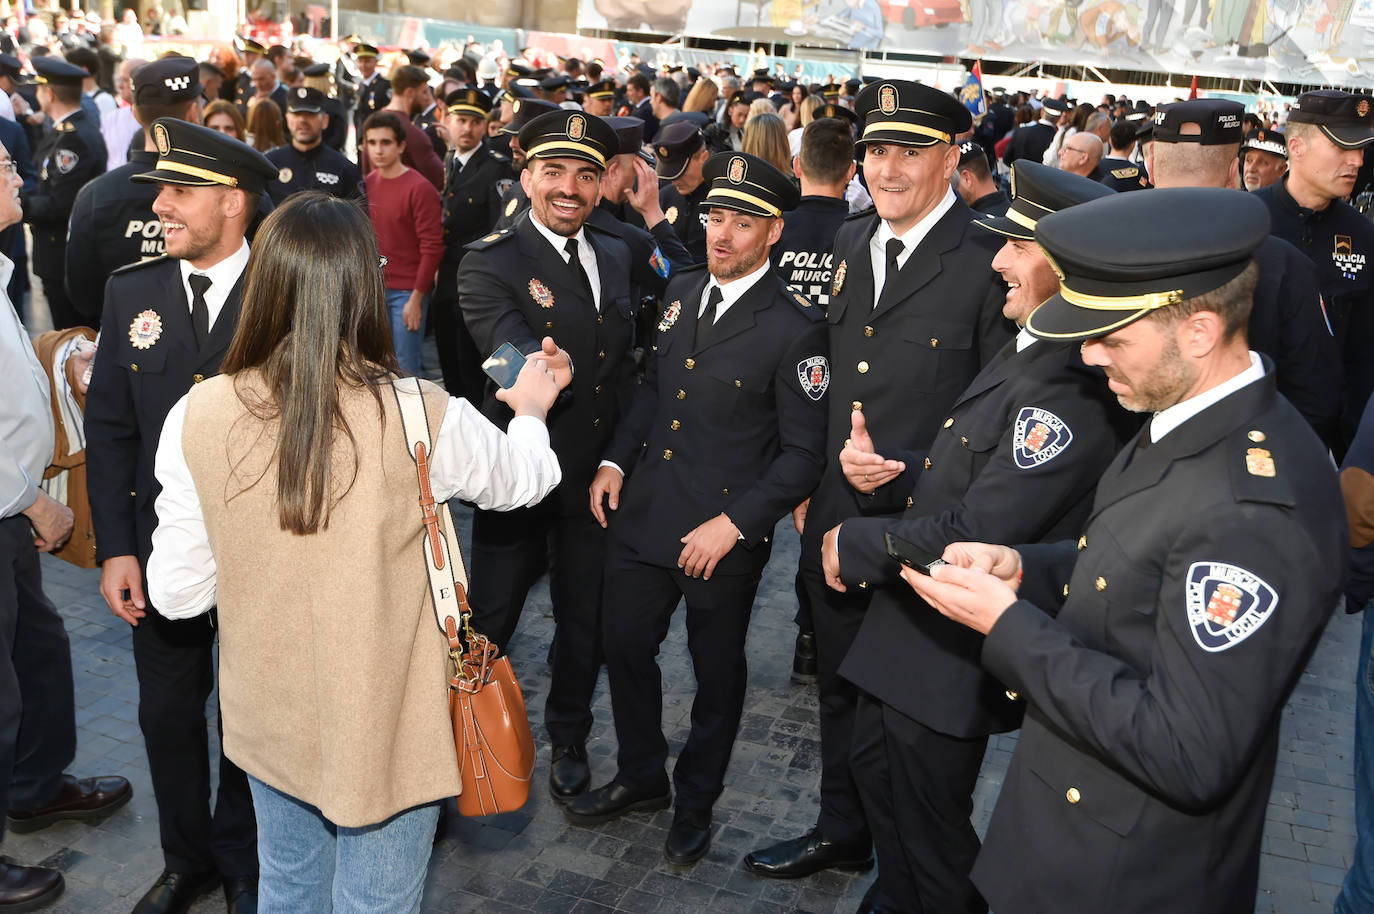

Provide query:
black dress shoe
left=131, top=870, right=218, bottom=914
left=664, top=816, right=711, bottom=866
left=549, top=744, right=591, bottom=801
left=743, top=826, right=873, bottom=878
left=856, top=879, right=889, bottom=914
left=564, top=781, right=670, bottom=825
left=223, top=874, right=257, bottom=914
left=0, top=862, right=63, bottom=912
left=791, top=631, right=818, bottom=684
left=6, top=774, right=132, bottom=833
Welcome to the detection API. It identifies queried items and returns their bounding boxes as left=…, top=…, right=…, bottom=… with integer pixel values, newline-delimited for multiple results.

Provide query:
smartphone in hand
left=884, top=531, right=947, bottom=576
left=481, top=342, right=527, bottom=389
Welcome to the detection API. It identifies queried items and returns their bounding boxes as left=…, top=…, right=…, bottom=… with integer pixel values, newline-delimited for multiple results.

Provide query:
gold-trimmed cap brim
left=130, top=163, right=238, bottom=188
left=524, top=141, right=607, bottom=169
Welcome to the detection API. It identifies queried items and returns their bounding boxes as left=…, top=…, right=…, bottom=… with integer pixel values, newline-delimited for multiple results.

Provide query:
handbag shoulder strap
left=391, top=377, right=471, bottom=639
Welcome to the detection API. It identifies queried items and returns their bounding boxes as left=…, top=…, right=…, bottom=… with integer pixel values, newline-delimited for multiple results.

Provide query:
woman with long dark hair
left=146, top=192, right=565, bottom=912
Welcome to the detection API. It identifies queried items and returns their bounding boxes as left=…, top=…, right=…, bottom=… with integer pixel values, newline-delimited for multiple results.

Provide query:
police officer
left=904, top=188, right=1347, bottom=914
left=953, top=138, right=1010, bottom=217
left=84, top=118, right=278, bottom=914
left=745, top=79, right=1011, bottom=893
left=1256, top=90, right=1374, bottom=451
left=1241, top=126, right=1287, bottom=192
left=265, top=87, right=364, bottom=204
left=25, top=56, right=105, bottom=329
left=582, top=79, right=616, bottom=117
left=351, top=43, right=390, bottom=140
left=301, top=62, right=348, bottom=151
left=431, top=87, right=515, bottom=403
left=570, top=151, right=827, bottom=868
left=1098, top=118, right=1150, bottom=192
left=822, top=162, right=1133, bottom=914
left=655, top=121, right=710, bottom=263
left=492, top=97, right=560, bottom=230
left=1147, top=98, right=1341, bottom=449
left=457, top=110, right=635, bottom=804
left=332, top=35, right=360, bottom=124
left=232, top=37, right=266, bottom=111
left=1003, top=96, right=1064, bottom=168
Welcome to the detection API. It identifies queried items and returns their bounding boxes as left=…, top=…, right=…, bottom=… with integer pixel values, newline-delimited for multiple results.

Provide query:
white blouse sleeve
left=147, top=394, right=218, bottom=619
left=428, top=397, right=562, bottom=509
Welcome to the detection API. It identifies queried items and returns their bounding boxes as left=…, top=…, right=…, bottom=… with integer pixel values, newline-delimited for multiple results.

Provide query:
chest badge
left=658, top=300, right=681, bottom=332
left=1245, top=447, right=1275, bottom=477
left=1012, top=406, right=1073, bottom=469
left=529, top=279, right=554, bottom=309
left=833, top=259, right=847, bottom=296
left=797, top=355, right=830, bottom=401
left=1185, top=561, right=1278, bottom=652
left=278, top=167, right=292, bottom=183
left=128, top=309, right=163, bottom=350
left=665, top=205, right=679, bottom=225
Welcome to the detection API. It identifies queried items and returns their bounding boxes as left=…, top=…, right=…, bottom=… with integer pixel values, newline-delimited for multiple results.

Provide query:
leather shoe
left=564, top=781, right=670, bottom=825
left=131, top=870, right=218, bottom=914
left=856, top=880, right=890, bottom=914
left=223, top=874, right=258, bottom=914
left=6, top=774, right=132, bottom=833
left=0, top=862, right=63, bottom=912
left=549, top=744, right=591, bottom=801
left=743, top=827, right=873, bottom=878
left=664, top=816, right=711, bottom=866
left=791, top=631, right=818, bottom=684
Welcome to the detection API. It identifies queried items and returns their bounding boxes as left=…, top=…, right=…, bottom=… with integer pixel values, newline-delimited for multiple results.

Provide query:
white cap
left=476, top=56, right=499, bottom=81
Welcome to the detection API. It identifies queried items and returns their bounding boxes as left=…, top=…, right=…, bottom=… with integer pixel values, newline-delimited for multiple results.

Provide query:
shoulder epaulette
left=784, top=282, right=825, bottom=320
left=465, top=228, right=515, bottom=251
left=111, top=254, right=172, bottom=275
left=1111, top=167, right=1139, bottom=179
left=1229, top=426, right=1296, bottom=507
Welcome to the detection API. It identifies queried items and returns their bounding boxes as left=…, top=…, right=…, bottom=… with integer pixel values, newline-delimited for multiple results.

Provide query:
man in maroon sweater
left=363, top=111, right=444, bottom=375
left=358, top=65, right=443, bottom=191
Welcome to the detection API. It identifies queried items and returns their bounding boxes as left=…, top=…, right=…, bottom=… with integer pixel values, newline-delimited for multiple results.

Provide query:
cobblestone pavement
left=13, top=291, right=1361, bottom=913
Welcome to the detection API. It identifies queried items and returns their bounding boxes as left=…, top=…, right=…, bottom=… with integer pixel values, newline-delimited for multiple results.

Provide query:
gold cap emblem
left=727, top=155, right=746, bottom=184
left=567, top=114, right=585, bottom=141
left=879, top=84, right=897, bottom=115
left=153, top=123, right=171, bottom=156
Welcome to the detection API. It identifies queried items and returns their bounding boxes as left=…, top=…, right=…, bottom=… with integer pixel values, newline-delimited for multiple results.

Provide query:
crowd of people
left=0, top=19, right=1373, bottom=914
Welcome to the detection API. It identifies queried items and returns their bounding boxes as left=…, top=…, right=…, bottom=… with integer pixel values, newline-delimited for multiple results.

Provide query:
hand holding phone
left=884, top=531, right=948, bottom=576
left=482, top=342, right=527, bottom=389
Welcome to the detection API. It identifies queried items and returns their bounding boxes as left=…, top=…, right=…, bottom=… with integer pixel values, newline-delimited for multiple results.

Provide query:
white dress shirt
left=0, top=254, right=52, bottom=517
left=178, top=240, right=250, bottom=333
left=869, top=188, right=957, bottom=310
left=1149, top=351, right=1265, bottom=443
left=1015, top=326, right=1037, bottom=352
left=454, top=146, right=478, bottom=169
left=529, top=212, right=601, bottom=311
left=699, top=256, right=772, bottom=323
left=148, top=395, right=561, bottom=619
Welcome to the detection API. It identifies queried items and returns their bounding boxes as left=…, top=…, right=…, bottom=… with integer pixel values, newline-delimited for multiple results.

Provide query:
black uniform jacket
left=493, top=180, right=529, bottom=232
left=353, top=74, right=391, bottom=133
left=971, top=367, right=1346, bottom=914
left=658, top=180, right=709, bottom=263
left=587, top=203, right=690, bottom=310
left=1098, top=156, right=1150, bottom=192
left=434, top=143, right=516, bottom=299
left=25, top=108, right=106, bottom=272
left=802, top=203, right=1013, bottom=557
left=1002, top=121, right=1054, bottom=167
left=773, top=195, right=849, bottom=312
left=84, top=255, right=245, bottom=568
left=459, top=212, right=635, bottom=516
left=603, top=265, right=828, bottom=574
left=836, top=338, right=1137, bottom=737
left=969, top=189, right=1011, bottom=216
left=264, top=141, right=364, bottom=204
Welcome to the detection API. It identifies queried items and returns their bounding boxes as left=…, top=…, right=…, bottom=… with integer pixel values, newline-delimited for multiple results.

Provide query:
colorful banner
left=577, top=0, right=1374, bottom=90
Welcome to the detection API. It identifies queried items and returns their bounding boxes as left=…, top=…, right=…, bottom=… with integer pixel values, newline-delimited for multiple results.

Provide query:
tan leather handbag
left=392, top=378, right=536, bottom=817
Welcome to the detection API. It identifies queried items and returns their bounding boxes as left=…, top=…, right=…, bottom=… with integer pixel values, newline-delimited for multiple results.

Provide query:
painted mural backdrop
left=578, top=0, right=1374, bottom=88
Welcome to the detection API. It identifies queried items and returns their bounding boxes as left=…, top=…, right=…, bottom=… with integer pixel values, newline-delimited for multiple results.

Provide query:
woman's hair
left=246, top=98, right=284, bottom=151
left=742, top=112, right=790, bottom=173
left=202, top=99, right=246, bottom=140
left=1014, top=104, right=1034, bottom=127
left=221, top=192, right=398, bottom=535
left=1069, top=102, right=1095, bottom=132
left=748, top=97, right=775, bottom=120
left=682, top=78, right=718, bottom=114
left=796, top=94, right=822, bottom=129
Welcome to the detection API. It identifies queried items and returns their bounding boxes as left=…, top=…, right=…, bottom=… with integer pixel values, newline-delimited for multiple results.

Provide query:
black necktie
left=189, top=273, right=212, bottom=347
left=876, top=238, right=905, bottom=311
left=695, top=286, right=724, bottom=349
left=564, top=238, right=594, bottom=301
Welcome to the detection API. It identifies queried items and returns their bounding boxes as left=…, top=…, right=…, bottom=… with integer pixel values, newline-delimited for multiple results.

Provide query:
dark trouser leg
left=672, top=565, right=762, bottom=822
left=601, top=546, right=680, bottom=793
left=792, top=564, right=811, bottom=631
left=209, top=692, right=257, bottom=877
left=543, top=512, right=607, bottom=746
left=131, top=609, right=221, bottom=874
left=430, top=288, right=487, bottom=404
left=851, top=694, right=989, bottom=914
left=0, top=517, right=76, bottom=837
left=467, top=503, right=548, bottom=653
left=800, top=555, right=871, bottom=846
left=38, top=271, right=79, bottom=331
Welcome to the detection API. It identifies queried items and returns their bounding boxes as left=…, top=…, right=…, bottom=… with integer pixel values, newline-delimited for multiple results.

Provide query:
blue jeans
left=248, top=776, right=439, bottom=914
left=1338, top=604, right=1374, bottom=914
left=385, top=289, right=429, bottom=377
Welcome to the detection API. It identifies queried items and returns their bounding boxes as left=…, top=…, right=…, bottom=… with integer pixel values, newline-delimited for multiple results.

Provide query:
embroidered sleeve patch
left=798, top=356, right=829, bottom=401
left=1013, top=406, right=1072, bottom=468
left=649, top=245, right=670, bottom=279
left=1185, top=561, right=1278, bottom=652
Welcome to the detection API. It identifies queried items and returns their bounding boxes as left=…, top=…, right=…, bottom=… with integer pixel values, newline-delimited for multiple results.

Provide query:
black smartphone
left=884, top=531, right=948, bottom=576
left=481, top=342, right=527, bottom=389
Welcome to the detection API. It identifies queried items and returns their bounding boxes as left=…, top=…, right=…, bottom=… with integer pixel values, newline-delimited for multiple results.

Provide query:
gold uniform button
left=1063, top=584, right=1071, bottom=597
left=685, top=358, right=695, bottom=369
left=1078, top=535, right=1087, bottom=550
left=677, top=389, right=686, bottom=400
left=960, top=436, right=969, bottom=446
left=598, top=350, right=606, bottom=360
left=1248, top=429, right=1266, bottom=443
left=1066, top=787, right=1081, bottom=804
left=905, top=496, right=914, bottom=509
left=943, top=417, right=954, bottom=428
left=863, top=325, right=875, bottom=337
left=670, top=419, right=681, bottom=430
left=852, top=400, right=863, bottom=411
left=130, top=363, right=140, bottom=372
left=930, top=338, right=939, bottom=348
left=593, top=418, right=600, bottom=428
left=734, top=379, right=742, bottom=388
left=192, top=374, right=205, bottom=383
left=594, top=385, right=602, bottom=396
left=722, top=488, right=730, bottom=495
left=858, top=581, right=869, bottom=589
left=924, top=457, right=932, bottom=470
left=857, top=360, right=869, bottom=373
left=1005, top=690, right=1019, bottom=701
left=1095, top=576, right=1107, bottom=592
left=545, top=321, right=554, bottom=329
left=129, top=489, right=137, bottom=497
left=663, top=449, right=673, bottom=460
left=597, top=315, right=604, bottom=325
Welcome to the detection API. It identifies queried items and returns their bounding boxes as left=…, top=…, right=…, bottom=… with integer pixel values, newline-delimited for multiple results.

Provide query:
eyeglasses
left=0, top=160, right=18, bottom=177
